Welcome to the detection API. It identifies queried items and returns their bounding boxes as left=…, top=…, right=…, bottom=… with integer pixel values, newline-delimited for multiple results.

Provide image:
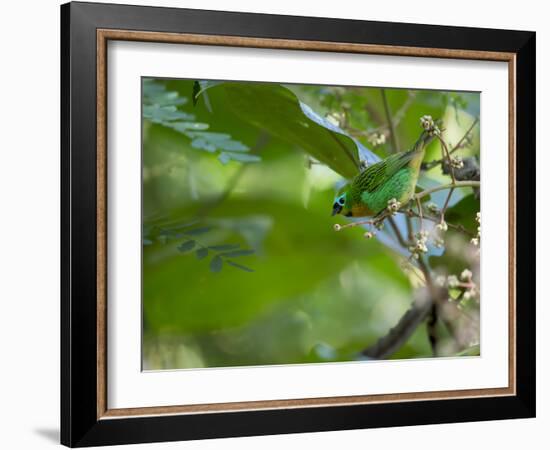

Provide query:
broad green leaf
left=444, top=194, right=479, bottom=233
left=142, top=198, right=408, bottom=333
left=209, top=82, right=364, bottom=178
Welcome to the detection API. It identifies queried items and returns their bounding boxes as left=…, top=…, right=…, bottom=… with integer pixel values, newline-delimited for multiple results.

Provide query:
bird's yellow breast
left=351, top=203, right=375, bottom=217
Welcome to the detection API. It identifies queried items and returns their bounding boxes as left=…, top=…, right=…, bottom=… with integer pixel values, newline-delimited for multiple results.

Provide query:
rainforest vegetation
left=142, top=78, right=481, bottom=369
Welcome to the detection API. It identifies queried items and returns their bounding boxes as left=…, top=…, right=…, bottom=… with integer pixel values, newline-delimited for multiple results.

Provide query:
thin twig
left=436, top=135, right=456, bottom=184
left=361, top=290, right=432, bottom=359
left=387, top=216, right=410, bottom=248
left=415, top=197, right=424, bottom=231
left=405, top=213, right=414, bottom=242
left=418, top=255, right=471, bottom=353
left=196, top=132, right=269, bottom=218
left=427, top=303, right=439, bottom=356
left=450, top=117, right=479, bottom=154
left=352, top=92, right=417, bottom=138
left=381, top=88, right=399, bottom=153
left=423, top=118, right=479, bottom=170
left=359, top=125, right=478, bottom=359
left=440, top=188, right=455, bottom=223
left=196, top=165, right=247, bottom=218
left=414, top=181, right=480, bottom=200
left=392, top=92, right=417, bottom=127
left=403, top=210, right=474, bottom=236
left=416, top=256, right=441, bottom=357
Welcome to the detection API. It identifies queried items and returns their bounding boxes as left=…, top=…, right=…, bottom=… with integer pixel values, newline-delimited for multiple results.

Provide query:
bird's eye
left=338, top=197, right=345, bottom=205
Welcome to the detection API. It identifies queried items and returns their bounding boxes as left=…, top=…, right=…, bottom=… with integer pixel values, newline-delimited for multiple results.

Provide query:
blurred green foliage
left=142, top=78, right=480, bottom=370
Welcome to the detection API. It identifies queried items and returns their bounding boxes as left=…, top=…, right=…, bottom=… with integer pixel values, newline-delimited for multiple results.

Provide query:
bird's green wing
left=353, top=149, right=419, bottom=194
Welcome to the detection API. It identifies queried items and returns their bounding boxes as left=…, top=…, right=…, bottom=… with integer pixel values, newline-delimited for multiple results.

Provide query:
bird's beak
left=332, top=204, right=342, bottom=216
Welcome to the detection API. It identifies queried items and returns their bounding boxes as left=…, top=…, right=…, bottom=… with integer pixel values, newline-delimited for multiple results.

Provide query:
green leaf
left=196, top=248, right=209, bottom=260
left=209, top=255, right=223, bottom=272
left=218, top=153, right=231, bottom=165
left=218, top=152, right=261, bottom=164
left=188, top=132, right=250, bottom=153
left=191, top=138, right=217, bottom=153
left=226, top=260, right=254, bottom=272
left=208, top=244, right=241, bottom=251
left=188, top=131, right=231, bottom=141
left=143, top=105, right=194, bottom=123
left=144, top=79, right=255, bottom=164
left=166, top=121, right=210, bottom=132
left=184, top=227, right=212, bottom=235
left=149, top=92, right=187, bottom=107
left=143, top=198, right=407, bottom=333
left=177, top=240, right=196, bottom=252
left=444, top=194, right=479, bottom=233
left=456, top=344, right=480, bottom=356
left=209, top=82, right=365, bottom=178
left=219, top=249, right=255, bottom=258
left=143, top=79, right=188, bottom=107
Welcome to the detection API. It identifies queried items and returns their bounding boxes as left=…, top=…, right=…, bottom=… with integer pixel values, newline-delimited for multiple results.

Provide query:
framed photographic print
left=60, top=1, right=536, bottom=447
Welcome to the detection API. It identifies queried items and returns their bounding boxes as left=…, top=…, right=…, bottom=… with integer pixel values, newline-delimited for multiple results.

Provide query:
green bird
left=332, top=132, right=433, bottom=218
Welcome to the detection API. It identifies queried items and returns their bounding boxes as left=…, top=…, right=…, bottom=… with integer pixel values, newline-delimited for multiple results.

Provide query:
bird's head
left=332, top=190, right=352, bottom=217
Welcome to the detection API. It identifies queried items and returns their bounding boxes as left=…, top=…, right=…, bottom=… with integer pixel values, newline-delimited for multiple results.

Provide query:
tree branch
left=381, top=88, right=399, bottom=153
left=359, top=124, right=479, bottom=359
left=414, top=181, right=480, bottom=200
left=423, top=118, right=479, bottom=170
left=387, top=216, right=409, bottom=248
left=362, top=289, right=432, bottom=359
left=450, top=117, right=479, bottom=154
left=196, top=132, right=269, bottom=218
left=403, top=210, right=474, bottom=236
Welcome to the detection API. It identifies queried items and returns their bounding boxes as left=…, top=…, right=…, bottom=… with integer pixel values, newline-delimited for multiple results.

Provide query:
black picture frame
left=61, top=1, right=535, bottom=447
